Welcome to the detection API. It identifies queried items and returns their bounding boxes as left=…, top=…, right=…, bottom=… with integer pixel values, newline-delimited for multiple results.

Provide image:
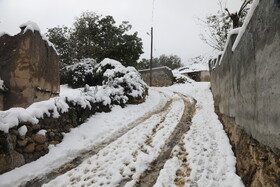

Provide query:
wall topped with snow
left=0, top=81, right=148, bottom=174
left=0, top=21, right=60, bottom=110
left=209, top=0, right=280, bottom=154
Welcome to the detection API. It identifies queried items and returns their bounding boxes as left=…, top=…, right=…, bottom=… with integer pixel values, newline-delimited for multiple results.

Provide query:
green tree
left=137, top=54, right=182, bottom=70
left=46, top=11, right=143, bottom=67
left=159, top=55, right=182, bottom=69
left=199, top=0, right=252, bottom=51
left=46, top=26, right=74, bottom=66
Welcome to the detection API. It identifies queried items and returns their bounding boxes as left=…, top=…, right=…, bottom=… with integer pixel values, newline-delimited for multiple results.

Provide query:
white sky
left=0, top=0, right=241, bottom=64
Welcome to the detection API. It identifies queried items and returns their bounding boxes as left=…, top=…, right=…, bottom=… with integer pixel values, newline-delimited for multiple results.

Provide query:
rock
left=54, top=135, right=62, bottom=141
left=26, top=136, right=33, bottom=143
left=32, top=124, right=41, bottom=130
left=35, top=144, right=45, bottom=151
left=33, top=134, right=47, bottom=144
left=64, top=124, right=73, bottom=132
left=24, top=143, right=35, bottom=153
left=49, top=131, right=55, bottom=138
left=26, top=126, right=33, bottom=136
left=0, top=151, right=25, bottom=174
left=15, top=147, right=23, bottom=153
left=18, top=135, right=26, bottom=140
left=49, top=141, right=59, bottom=145
left=17, top=139, right=28, bottom=147
left=10, top=129, right=19, bottom=136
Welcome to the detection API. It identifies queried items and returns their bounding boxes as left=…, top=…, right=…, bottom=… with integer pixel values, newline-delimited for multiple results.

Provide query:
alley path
left=42, top=91, right=195, bottom=187
left=0, top=82, right=244, bottom=187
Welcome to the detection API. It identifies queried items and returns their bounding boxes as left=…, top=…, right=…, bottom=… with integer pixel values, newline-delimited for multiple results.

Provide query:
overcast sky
left=0, top=0, right=241, bottom=64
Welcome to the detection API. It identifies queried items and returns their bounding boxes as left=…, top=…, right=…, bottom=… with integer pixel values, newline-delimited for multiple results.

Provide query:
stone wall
left=0, top=87, right=148, bottom=174
left=139, top=66, right=174, bottom=87
left=209, top=0, right=280, bottom=185
left=0, top=28, right=59, bottom=110
left=0, top=100, right=111, bottom=174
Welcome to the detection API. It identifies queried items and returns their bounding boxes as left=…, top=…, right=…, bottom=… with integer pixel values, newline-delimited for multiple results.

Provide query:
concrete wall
left=0, top=29, right=60, bottom=110
left=139, top=66, right=174, bottom=87
left=210, top=0, right=280, bottom=154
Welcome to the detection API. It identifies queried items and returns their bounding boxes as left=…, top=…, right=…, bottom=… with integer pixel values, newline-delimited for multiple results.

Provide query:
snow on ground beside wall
left=0, top=89, right=166, bottom=187
left=155, top=83, right=244, bottom=187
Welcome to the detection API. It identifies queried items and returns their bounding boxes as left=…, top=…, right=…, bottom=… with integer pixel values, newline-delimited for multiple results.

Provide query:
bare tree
left=225, top=0, right=252, bottom=28
left=199, top=0, right=252, bottom=51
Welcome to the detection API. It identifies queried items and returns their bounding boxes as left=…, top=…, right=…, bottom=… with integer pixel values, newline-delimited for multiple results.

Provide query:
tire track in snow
left=155, top=83, right=244, bottom=187
left=133, top=94, right=196, bottom=187
left=42, top=91, right=190, bottom=187
left=25, top=90, right=172, bottom=187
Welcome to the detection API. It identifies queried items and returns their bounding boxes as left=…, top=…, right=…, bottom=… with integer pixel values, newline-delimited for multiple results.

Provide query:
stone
left=43, top=143, right=49, bottom=151
left=26, top=136, right=33, bottom=143
left=17, top=139, right=28, bottom=147
left=0, top=151, right=25, bottom=174
left=31, top=124, right=41, bottom=130
left=26, top=126, right=33, bottom=136
left=49, top=131, right=55, bottom=137
left=24, top=143, right=35, bottom=153
left=7, top=134, right=17, bottom=149
left=64, top=124, right=73, bottom=132
left=49, top=141, right=60, bottom=145
left=18, top=135, right=26, bottom=140
left=32, top=134, right=47, bottom=144
left=35, top=144, right=45, bottom=152
left=10, top=129, right=19, bottom=136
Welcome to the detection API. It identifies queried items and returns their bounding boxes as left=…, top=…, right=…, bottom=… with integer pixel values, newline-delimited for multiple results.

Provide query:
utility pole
left=150, top=27, right=153, bottom=86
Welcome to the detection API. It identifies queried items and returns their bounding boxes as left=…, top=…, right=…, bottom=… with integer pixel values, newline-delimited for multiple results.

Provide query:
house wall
left=139, top=66, right=174, bottom=87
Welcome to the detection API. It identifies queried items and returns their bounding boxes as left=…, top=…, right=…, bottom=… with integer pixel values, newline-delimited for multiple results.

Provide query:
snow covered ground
left=155, top=83, right=244, bottom=187
left=0, top=80, right=244, bottom=187
left=0, top=88, right=168, bottom=187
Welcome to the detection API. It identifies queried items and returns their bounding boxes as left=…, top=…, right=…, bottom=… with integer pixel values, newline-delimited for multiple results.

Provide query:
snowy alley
left=0, top=80, right=244, bottom=187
